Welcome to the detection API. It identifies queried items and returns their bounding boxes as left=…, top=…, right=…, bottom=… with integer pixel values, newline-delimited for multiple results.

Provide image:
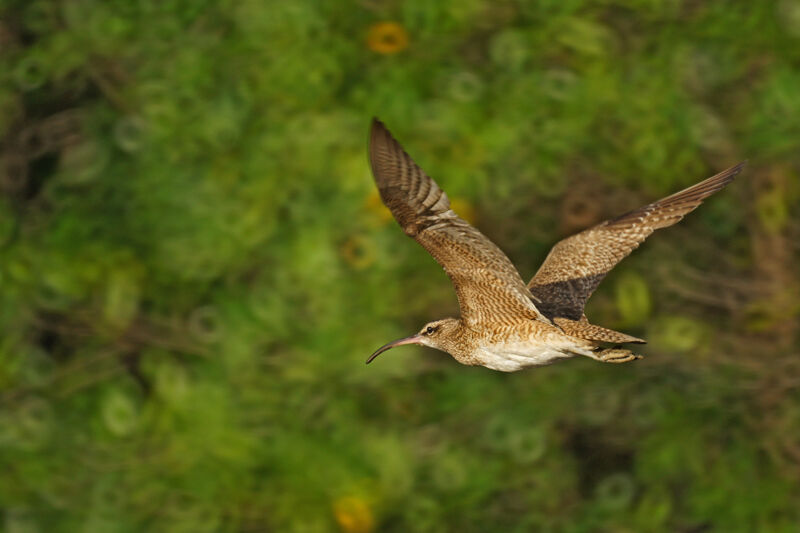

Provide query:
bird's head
left=366, top=318, right=461, bottom=364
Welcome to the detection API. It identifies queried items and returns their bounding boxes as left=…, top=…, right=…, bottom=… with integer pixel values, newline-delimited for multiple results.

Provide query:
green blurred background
left=1, top=0, right=800, bottom=531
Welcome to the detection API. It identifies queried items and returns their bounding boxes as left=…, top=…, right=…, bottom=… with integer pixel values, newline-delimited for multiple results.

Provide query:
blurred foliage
left=1, top=0, right=800, bottom=531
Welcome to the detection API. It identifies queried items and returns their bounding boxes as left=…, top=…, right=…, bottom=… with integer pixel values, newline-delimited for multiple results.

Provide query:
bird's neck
left=442, top=319, right=480, bottom=366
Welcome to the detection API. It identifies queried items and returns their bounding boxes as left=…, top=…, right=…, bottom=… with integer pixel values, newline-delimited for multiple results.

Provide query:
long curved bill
left=366, top=335, right=422, bottom=364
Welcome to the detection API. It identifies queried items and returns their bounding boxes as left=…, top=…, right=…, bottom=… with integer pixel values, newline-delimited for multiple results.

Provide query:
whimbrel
left=366, top=119, right=745, bottom=372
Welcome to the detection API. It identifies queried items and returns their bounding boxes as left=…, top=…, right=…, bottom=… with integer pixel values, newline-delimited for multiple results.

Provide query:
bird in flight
left=366, top=119, right=745, bottom=372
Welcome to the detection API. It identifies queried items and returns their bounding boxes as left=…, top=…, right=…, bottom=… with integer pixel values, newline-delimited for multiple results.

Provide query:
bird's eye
left=426, top=326, right=435, bottom=334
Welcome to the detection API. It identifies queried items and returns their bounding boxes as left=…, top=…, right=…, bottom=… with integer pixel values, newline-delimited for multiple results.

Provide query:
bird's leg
left=592, top=345, right=643, bottom=364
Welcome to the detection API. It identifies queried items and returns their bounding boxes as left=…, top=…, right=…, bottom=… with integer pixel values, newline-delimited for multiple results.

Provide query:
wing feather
left=528, top=162, right=746, bottom=320
left=369, top=118, right=548, bottom=326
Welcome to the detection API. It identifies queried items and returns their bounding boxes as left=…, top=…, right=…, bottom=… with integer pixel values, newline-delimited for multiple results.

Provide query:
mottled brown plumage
left=553, top=317, right=645, bottom=345
left=369, top=118, right=550, bottom=327
left=527, top=161, right=746, bottom=321
left=366, top=118, right=745, bottom=371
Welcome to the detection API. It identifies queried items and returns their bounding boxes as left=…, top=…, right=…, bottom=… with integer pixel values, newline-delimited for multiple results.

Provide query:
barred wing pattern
left=528, top=162, right=746, bottom=321
left=369, top=119, right=549, bottom=326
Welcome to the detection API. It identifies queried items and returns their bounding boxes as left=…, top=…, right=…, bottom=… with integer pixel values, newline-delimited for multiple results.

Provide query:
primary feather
left=527, top=162, right=746, bottom=320
left=369, top=118, right=550, bottom=326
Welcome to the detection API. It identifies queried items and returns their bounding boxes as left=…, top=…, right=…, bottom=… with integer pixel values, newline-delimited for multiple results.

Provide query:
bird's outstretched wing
left=528, top=162, right=746, bottom=321
left=369, top=118, right=548, bottom=326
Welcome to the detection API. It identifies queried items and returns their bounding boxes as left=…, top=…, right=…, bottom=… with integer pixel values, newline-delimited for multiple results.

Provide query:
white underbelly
left=475, top=340, right=590, bottom=372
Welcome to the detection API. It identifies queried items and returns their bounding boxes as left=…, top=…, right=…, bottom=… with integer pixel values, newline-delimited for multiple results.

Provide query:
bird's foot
left=593, top=346, right=643, bottom=364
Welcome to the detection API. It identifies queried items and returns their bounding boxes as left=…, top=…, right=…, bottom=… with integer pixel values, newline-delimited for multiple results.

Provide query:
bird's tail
left=554, top=317, right=646, bottom=344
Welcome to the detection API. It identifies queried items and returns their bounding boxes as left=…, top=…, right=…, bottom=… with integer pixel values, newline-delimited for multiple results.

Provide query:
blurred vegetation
left=1, top=0, right=800, bottom=531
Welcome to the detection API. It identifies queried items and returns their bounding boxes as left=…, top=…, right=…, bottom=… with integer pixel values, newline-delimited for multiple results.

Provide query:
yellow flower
left=364, top=189, right=393, bottom=225
left=340, top=235, right=376, bottom=270
left=333, top=496, right=374, bottom=533
left=367, top=22, right=409, bottom=54
left=449, top=196, right=477, bottom=226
